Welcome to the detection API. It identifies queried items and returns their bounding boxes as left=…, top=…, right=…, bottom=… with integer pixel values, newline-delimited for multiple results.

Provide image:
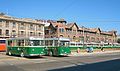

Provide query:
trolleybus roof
left=44, top=37, right=70, bottom=41
left=7, top=37, right=44, bottom=40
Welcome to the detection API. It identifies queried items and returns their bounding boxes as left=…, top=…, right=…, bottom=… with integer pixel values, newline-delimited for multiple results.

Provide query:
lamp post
left=82, top=26, right=85, bottom=48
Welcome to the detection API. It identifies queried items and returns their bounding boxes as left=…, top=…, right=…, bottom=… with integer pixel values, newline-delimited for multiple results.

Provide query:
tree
left=0, top=12, right=5, bottom=15
left=117, top=38, right=120, bottom=43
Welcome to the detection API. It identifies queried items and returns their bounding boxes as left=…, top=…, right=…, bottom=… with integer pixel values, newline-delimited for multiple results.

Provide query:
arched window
left=12, top=22, right=16, bottom=28
left=30, top=32, right=33, bottom=36
left=38, top=32, right=41, bottom=36
left=12, top=30, right=16, bottom=35
left=60, top=35, right=63, bottom=37
left=6, top=30, right=9, bottom=36
left=73, top=36, right=75, bottom=39
left=21, top=31, right=24, bottom=35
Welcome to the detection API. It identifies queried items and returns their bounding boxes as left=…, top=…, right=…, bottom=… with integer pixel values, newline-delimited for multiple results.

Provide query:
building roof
left=0, top=13, right=45, bottom=25
left=89, top=28, right=101, bottom=32
left=66, top=23, right=74, bottom=28
left=65, top=22, right=79, bottom=29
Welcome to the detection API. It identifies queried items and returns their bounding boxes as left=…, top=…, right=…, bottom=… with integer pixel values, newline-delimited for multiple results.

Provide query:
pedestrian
left=101, top=47, right=104, bottom=52
left=77, top=48, right=80, bottom=53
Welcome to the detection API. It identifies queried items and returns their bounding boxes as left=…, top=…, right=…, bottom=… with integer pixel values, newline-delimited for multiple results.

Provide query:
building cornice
left=0, top=15, right=44, bottom=25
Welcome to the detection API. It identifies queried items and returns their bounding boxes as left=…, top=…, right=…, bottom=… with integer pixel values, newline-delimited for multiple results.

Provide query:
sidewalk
left=69, top=50, right=120, bottom=56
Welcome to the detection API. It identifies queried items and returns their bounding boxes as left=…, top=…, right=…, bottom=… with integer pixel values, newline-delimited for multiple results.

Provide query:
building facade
left=0, top=13, right=117, bottom=44
left=45, top=19, right=117, bottom=44
left=0, top=14, right=44, bottom=39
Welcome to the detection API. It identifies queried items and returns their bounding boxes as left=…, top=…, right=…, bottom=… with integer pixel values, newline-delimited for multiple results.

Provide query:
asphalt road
left=0, top=52, right=120, bottom=71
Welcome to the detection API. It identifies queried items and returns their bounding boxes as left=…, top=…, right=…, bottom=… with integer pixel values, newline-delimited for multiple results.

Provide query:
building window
left=30, top=24, right=33, bottom=27
left=79, top=36, right=84, bottom=42
left=0, top=20, right=3, bottom=27
left=5, top=21, right=9, bottom=28
left=6, top=30, right=9, bottom=36
left=60, top=35, right=63, bottom=37
left=62, top=28, right=64, bottom=32
left=38, top=32, right=41, bottom=36
left=59, top=28, right=64, bottom=33
left=91, top=37, right=95, bottom=42
left=21, top=31, right=24, bottom=35
left=86, top=36, right=90, bottom=42
left=21, top=23, right=24, bottom=26
left=38, top=25, right=42, bottom=30
left=30, top=32, right=34, bottom=36
left=0, top=19, right=2, bottom=22
left=96, top=38, right=99, bottom=42
left=30, top=24, right=34, bottom=30
left=0, top=29, right=2, bottom=35
left=12, top=30, right=16, bottom=35
left=20, top=23, right=25, bottom=29
left=73, top=36, right=76, bottom=39
left=12, top=22, right=16, bottom=28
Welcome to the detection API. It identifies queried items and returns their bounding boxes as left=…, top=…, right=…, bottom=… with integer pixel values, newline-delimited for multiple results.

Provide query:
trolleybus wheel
left=20, top=52, right=24, bottom=57
left=8, top=51, right=12, bottom=56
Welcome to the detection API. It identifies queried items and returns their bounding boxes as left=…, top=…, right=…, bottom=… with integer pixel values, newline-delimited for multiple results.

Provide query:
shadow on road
left=25, top=56, right=45, bottom=59
left=48, top=59, right=120, bottom=71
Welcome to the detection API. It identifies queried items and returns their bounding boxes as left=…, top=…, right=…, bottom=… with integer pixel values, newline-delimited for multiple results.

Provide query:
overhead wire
left=53, top=0, right=77, bottom=19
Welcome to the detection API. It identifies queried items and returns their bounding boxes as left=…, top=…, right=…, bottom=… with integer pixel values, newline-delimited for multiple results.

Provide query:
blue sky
left=0, top=0, right=120, bottom=34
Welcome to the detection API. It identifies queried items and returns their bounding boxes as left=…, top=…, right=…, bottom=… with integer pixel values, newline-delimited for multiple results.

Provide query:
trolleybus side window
left=59, top=41, right=69, bottom=47
left=18, top=40, right=25, bottom=46
left=65, top=42, right=69, bottom=46
left=60, top=42, right=65, bottom=46
left=8, top=40, right=16, bottom=47
left=55, top=40, right=58, bottom=46
left=29, top=40, right=44, bottom=46
left=25, top=40, right=29, bottom=46
left=31, top=40, right=40, bottom=46
left=8, top=40, right=12, bottom=46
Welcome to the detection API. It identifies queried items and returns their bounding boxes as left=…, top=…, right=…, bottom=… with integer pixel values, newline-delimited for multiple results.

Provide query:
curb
left=69, top=50, right=120, bottom=56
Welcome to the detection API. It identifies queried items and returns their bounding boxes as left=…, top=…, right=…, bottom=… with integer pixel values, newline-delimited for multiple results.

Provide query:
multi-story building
left=45, top=19, right=117, bottom=44
left=0, top=13, right=44, bottom=38
left=0, top=13, right=117, bottom=44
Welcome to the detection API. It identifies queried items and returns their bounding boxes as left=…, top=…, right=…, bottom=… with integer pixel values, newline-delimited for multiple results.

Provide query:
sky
left=0, top=0, right=120, bottom=34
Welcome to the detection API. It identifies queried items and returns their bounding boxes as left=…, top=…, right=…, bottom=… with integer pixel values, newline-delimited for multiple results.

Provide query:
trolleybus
left=6, top=37, right=46, bottom=57
left=45, top=37, right=71, bottom=56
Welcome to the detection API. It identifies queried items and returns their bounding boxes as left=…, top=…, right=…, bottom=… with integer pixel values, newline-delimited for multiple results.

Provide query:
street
left=0, top=51, right=120, bottom=71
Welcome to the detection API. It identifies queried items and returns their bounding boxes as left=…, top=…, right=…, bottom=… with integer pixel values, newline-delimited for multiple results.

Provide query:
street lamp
left=82, top=26, right=85, bottom=48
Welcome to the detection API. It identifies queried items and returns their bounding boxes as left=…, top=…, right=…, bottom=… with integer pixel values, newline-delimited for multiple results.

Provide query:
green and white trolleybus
left=6, top=37, right=46, bottom=57
left=45, top=37, right=71, bottom=56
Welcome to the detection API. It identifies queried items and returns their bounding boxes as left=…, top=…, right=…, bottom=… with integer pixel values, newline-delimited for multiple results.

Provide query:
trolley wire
left=53, top=0, right=78, bottom=19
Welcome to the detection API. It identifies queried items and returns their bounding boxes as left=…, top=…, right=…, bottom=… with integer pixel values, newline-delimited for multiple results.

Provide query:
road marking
left=48, top=61, right=87, bottom=70
left=63, top=64, right=76, bottom=68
